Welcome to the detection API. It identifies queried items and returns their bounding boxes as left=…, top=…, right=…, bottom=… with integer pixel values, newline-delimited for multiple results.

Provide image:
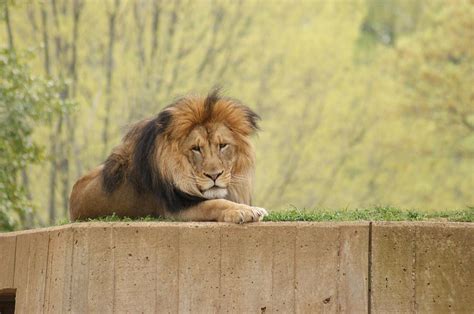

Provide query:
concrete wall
left=371, top=222, right=474, bottom=313
left=0, top=222, right=472, bottom=313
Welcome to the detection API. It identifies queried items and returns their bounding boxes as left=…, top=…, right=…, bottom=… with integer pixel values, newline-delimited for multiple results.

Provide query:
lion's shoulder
left=102, top=145, right=131, bottom=194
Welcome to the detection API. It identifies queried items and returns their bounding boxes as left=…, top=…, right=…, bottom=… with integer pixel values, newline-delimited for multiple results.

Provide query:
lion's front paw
left=220, top=206, right=268, bottom=224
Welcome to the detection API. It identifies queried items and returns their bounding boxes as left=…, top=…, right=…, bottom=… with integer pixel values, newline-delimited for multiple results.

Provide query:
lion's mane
left=99, top=89, right=260, bottom=214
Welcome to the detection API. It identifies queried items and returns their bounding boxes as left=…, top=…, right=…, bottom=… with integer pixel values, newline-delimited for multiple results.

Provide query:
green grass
left=264, top=206, right=474, bottom=222
left=57, top=213, right=174, bottom=225
left=58, top=206, right=474, bottom=225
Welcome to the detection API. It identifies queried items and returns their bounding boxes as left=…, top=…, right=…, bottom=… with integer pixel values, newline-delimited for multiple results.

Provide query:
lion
left=69, top=89, right=267, bottom=223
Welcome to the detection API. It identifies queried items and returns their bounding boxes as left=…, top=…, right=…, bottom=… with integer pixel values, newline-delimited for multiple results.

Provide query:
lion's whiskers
left=231, top=175, right=249, bottom=181
left=230, top=178, right=248, bottom=184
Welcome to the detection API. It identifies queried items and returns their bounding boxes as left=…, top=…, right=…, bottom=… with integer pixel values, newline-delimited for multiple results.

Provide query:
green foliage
left=0, top=49, right=67, bottom=231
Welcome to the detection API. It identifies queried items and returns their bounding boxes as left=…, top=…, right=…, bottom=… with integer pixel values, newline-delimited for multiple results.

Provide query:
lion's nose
left=204, top=171, right=223, bottom=181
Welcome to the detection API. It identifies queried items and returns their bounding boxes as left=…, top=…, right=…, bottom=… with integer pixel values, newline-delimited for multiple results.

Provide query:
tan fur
left=69, top=92, right=267, bottom=223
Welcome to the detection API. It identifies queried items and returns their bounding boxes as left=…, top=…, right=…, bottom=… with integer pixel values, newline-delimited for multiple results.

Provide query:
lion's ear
left=236, top=105, right=260, bottom=136
left=244, top=106, right=260, bottom=134
left=221, top=101, right=261, bottom=136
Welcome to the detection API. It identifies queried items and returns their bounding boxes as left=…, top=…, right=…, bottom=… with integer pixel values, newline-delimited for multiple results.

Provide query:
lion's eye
left=219, top=143, right=228, bottom=150
left=191, top=146, right=201, bottom=153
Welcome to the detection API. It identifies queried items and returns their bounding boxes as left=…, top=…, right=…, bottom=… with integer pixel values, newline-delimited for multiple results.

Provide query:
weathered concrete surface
left=371, top=223, right=417, bottom=312
left=0, top=233, right=15, bottom=290
left=371, top=222, right=474, bottom=313
left=0, top=221, right=472, bottom=313
left=294, top=223, right=369, bottom=313
left=13, top=229, right=50, bottom=313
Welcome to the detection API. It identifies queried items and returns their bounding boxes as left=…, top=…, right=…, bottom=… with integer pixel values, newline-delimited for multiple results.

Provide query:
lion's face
left=182, top=123, right=237, bottom=199
left=152, top=93, right=259, bottom=203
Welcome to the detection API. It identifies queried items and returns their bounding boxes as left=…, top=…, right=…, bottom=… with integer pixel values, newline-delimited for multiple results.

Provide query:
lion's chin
left=202, top=187, right=228, bottom=199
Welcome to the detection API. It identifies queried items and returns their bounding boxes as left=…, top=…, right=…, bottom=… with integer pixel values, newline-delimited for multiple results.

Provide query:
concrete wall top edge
left=1, top=220, right=472, bottom=236
left=0, top=224, right=74, bottom=237
left=0, top=221, right=375, bottom=236
left=372, top=221, right=474, bottom=228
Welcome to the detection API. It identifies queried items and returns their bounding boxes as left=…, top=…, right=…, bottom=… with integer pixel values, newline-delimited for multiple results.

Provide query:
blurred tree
left=358, top=0, right=422, bottom=47
left=0, top=49, right=68, bottom=230
left=1, top=0, right=472, bottom=227
left=102, top=0, right=121, bottom=156
left=397, top=0, right=474, bottom=157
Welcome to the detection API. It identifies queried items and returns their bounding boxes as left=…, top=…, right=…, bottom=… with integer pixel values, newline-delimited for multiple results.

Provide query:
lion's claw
left=221, top=206, right=268, bottom=223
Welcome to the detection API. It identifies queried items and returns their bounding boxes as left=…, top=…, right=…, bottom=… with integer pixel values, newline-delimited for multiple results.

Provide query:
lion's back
left=69, top=166, right=103, bottom=220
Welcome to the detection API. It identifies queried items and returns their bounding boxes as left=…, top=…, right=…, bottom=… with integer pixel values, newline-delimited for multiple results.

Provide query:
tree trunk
left=150, top=0, right=161, bottom=63
left=41, top=3, right=51, bottom=75
left=195, top=4, right=224, bottom=78
left=156, top=0, right=179, bottom=93
left=61, top=0, right=83, bottom=217
left=49, top=118, right=62, bottom=224
left=102, top=0, right=120, bottom=157
left=133, top=1, right=146, bottom=67
left=50, top=0, right=63, bottom=72
left=21, top=169, right=35, bottom=228
left=42, top=1, right=60, bottom=224
left=4, top=0, right=14, bottom=51
left=26, top=3, right=38, bottom=33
